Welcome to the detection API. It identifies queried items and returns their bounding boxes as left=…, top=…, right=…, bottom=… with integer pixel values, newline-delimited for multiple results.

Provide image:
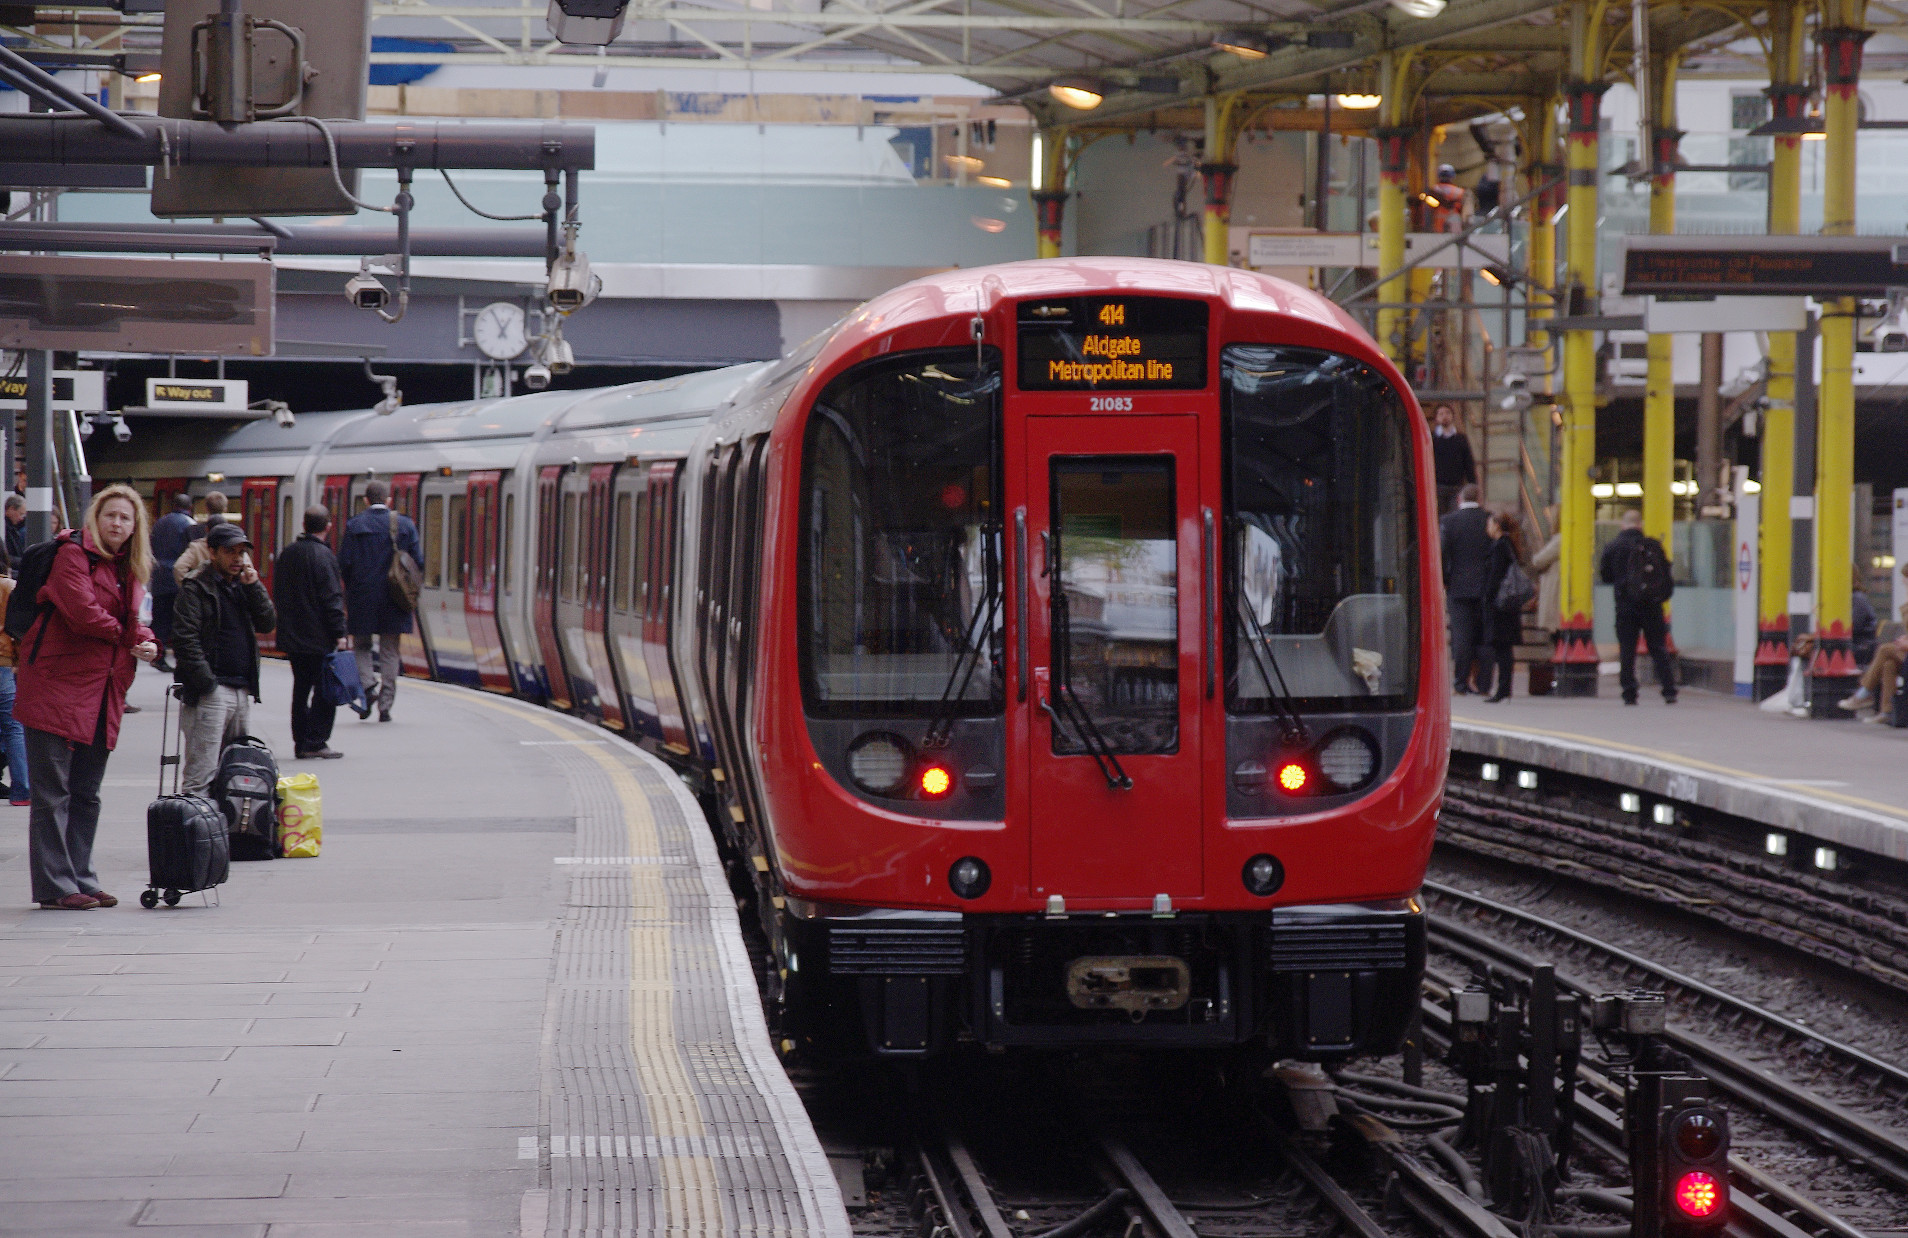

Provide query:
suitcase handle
left=159, top=683, right=184, bottom=797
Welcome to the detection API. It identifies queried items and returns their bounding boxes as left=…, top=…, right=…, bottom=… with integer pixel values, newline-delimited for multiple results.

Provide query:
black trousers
left=288, top=653, right=336, bottom=753
left=1448, top=597, right=1491, bottom=694
left=1614, top=603, right=1676, bottom=702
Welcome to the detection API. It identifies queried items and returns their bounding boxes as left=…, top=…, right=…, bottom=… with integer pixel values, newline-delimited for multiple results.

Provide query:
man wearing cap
left=171, top=522, right=276, bottom=796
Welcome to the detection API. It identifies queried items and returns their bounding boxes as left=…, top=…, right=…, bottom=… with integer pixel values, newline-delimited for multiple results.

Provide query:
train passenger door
left=580, top=463, right=627, bottom=730
left=463, top=472, right=512, bottom=692
left=240, top=478, right=279, bottom=654
left=641, top=462, right=690, bottom=755
left=388, top=473, right=432, bottom=678
left=1022, top=416, right=1206, bottom=901
left=607, top=465, right=659, bottom=741
left=320, top=476, right=351, bottom=550
left=533, top=466, right=573, bottom=711
left=416, top=473, right=471, bottom=685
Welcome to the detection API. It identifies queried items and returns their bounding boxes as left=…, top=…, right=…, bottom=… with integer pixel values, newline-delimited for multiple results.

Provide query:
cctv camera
left=111, top=415, right=131, bottom=444
left=522, top=362, right=552, bottom=391
left=1877, top=327, right=1908, bottom=353
left=1494, top=370, right=1533, bottom=413
left=345, top=270, right=391, bottom=312
left=546, top=248, right=600, bottom=312
left=542, top=334, right=575, bottom=376
left=78, top=415, right=94, bottom=440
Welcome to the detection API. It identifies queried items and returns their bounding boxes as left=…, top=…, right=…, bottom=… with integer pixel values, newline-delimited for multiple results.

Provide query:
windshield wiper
left=923, top=523, right=1002, bottom=750
left=1044, top=581, right=1133, bottom=791
left=1232, top=562, right=1310, bottom=749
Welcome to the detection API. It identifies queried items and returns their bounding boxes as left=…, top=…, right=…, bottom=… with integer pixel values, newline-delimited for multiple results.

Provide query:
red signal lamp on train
left=919, top=763, right=955, bottom=798
left=1275, top=760, right=1310, bottom=794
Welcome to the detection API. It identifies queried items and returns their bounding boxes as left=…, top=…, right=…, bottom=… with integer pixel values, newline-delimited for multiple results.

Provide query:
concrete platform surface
left=0, top=661, right=848, bottom=1238
left=1451, top=684, right=1908, bottom=858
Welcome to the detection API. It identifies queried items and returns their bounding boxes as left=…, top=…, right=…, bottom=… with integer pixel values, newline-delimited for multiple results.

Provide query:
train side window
left=502, top=493, right=515, bottom=594
left=448, top=494, right=468, bottom=590
left=612, top=491, right=634, bottom=612
left=560, top=490, right=580, bottom=602
left=281, top=495, right=294, bottom=549
left=423, top=495, right=445, bottom=589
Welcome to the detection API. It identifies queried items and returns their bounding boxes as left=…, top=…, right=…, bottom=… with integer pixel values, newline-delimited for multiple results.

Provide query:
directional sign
left=1623, top=236, right=1908, bottom=296
left=0, top=369, right=105, bottom=411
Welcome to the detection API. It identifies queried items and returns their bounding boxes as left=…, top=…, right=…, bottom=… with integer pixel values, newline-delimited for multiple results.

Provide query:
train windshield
left=800, top=349, right=1003, bottom=715
left=1223, top=344, right=1418, bottom=713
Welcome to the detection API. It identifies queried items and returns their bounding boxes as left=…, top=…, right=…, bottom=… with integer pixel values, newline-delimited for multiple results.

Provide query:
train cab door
left=606, top=465, right=660, bottom=741
left=415, top=473, right=472, bottom=685
left=579, top=464, right=627, bottom=730
left=641, top=462, right=690, bottom=756
left=388, top=474, right=432, bottom=679
left=1020, top=415, right=1208, bottom=903
left=533, top=465, right=575, bottom=712
left=463, top=472, right=512, bottom=692
left=240, top=478, right=279, bottom=654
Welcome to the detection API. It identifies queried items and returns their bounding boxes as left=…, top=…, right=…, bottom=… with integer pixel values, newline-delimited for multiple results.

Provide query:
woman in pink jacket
left=18, top=485, right=158, bottom=909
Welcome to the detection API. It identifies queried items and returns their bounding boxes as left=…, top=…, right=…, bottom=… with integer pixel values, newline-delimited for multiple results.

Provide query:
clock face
left=473, top=301, right=528, bottom=361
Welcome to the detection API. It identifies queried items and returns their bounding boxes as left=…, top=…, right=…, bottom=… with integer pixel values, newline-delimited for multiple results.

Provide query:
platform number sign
left=1017, top=296, right=1208, bottom=391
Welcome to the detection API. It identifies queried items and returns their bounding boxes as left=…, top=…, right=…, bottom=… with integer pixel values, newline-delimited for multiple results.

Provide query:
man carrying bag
left=273, top=506, right=352, bottom=759
left=337, top=481, right=423, bottom=723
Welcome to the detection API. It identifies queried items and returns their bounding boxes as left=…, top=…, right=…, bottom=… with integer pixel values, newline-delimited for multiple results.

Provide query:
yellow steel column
left=1374, top=54, right=1417, bottom=366
left=1755, top=0, right=1806, bottom=698
left=1554, top=3, right=1608, bottom=696
left=1642, top=51, right=1684, bottom=557
left=1201, top=94, right=1245, bottom=266
left=1524, top=100, right=1560, bottom=352
left=1812, top=6, right=1869, bottom=709
left=1031, top=125, right=1069, bottom=259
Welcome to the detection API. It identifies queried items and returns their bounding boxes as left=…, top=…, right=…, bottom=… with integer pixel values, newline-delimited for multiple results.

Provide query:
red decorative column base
left=1031, top=190, right=1068, bottom=256
left=1752, top=618, right=1790, bottom=701
left=1553, top=615, right=1599, bottom=697
left=1809, top=619, right=1861, bottom=717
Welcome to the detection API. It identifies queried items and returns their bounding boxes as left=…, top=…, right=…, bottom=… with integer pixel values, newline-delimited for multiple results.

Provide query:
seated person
left=1839, top=563, right=1907, bottom=722
left=1853, top=581, right=1878, bottom=667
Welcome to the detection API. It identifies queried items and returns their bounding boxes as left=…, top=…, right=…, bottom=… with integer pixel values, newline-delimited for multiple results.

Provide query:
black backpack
left=3, top=531, right=79, bottom=660
left=1620, top=535, right=1675, bottom=607
left=213, top=736, right=280, bottom=861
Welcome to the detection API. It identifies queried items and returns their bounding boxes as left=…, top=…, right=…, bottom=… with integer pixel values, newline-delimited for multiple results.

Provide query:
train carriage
left=100, top=257, right=1444, bottom=1062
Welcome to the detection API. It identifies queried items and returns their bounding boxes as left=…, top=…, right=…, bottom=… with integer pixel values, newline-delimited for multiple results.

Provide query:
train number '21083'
left=1089, top=396, right=1135, bottom=411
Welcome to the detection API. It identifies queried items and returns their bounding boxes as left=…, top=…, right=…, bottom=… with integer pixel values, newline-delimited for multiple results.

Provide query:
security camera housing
left=345, top=271, right=391, bottom=311
left=547, top=0, right=628, bottom=45
left=1877, top=327, right=1908, bottom=353
left=544, top=335, right=576, bottom=376
left=522, top=363, right=553, bottom=390
left=547, top=249, right=600, bottom=312
left=111, top=416, right=131, bottom=443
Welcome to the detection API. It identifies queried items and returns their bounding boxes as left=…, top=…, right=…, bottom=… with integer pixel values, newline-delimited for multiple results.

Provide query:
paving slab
left=0, top=662, right=849, bottom=1237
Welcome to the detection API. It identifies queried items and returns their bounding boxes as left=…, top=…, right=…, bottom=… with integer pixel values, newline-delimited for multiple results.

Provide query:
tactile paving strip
left=495, top=705, right=849, bottom=1238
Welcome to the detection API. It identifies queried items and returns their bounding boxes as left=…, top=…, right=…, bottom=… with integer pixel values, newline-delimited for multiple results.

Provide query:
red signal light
left=1276, top=762, right=1309, bottom=793
left=1674, top=1170, right=1724, bottom=1218
left=919, top=765, right=954, bottom=798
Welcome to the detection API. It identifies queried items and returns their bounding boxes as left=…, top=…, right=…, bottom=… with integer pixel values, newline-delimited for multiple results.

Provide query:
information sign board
left=1017, top=296, right=1207, bottom=390
left=144, top=378, right=250, bottom=413
left=1623, top=236, right=1908, bottom=295
left=0, top=255, right=273, bottom=355
left=0, top=369, right=105, bottom=412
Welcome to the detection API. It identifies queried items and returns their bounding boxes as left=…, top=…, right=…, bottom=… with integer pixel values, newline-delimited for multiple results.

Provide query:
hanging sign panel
left=0, top=369, right=105, bottom=411
left=1017, top=296, right=1208, bottom=391
left=1622, top=236, right=1908, bottom=295
left=0, top=255, right=274, bottom=355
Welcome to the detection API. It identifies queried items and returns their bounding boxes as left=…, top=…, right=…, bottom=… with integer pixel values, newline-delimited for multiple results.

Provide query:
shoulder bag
left=385, top=514, right=422, bottom=613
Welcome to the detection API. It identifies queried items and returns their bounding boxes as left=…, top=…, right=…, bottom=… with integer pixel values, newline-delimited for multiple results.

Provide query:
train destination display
left=1622, top=236, right=1908, bottom=295
left=1017, top=296, right=1208, bottom=390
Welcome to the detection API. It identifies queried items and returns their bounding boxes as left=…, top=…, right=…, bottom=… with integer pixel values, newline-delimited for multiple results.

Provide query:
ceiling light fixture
left=1389, top=0, right=1447, bottom=16
left=135, top=72, right=161, bottom=83
left=1048, top=76, right=1104, bottom=110
left=1335, top=93, right=1382, bottom=110
left=945, top=154, right=985, bottom=172
left=978, top=175, right=1012, bottom=188
left=1212, top=30, right=1281, bottom=59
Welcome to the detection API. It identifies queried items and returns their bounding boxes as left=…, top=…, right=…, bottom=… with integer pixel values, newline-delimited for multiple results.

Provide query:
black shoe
left=153, top=657, right=174, bottom=674
left=1663, top=692, right=1678, bottom=705
left=1623, top=697, right=1639, bottom=706
left=1487, top=692, right=1510, bottom=703
left=307, top=747, right=344, bottom=759
left=378, top=709, right=392, bottom=723
left=123, top=704, right=141, bottom=714
left=1453, top=685, right=1472, bottom=696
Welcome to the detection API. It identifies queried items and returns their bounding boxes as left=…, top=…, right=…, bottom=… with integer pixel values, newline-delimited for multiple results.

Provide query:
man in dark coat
left=147, top=492, right=196, bottom=673
left=171, top=522, right=277, bottom=796
left=1439, top=484, right=1495, bottom=695
left=4, top=494, right=25, bottom=564
left=1430, top=405, right=1477, bottom=515
left=337, top=479, right=423, bottom=723
left=1599, top=509, right=1677, bottom=706
left=273, top=506, right=350, bottom=760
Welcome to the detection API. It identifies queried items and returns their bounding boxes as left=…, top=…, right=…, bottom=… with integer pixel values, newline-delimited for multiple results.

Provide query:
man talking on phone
left=170, top=522, right=276, bottom=796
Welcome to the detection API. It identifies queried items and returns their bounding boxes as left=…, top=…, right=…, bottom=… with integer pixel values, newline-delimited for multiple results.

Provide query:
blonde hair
left=85, top=483, right=153, bottom=584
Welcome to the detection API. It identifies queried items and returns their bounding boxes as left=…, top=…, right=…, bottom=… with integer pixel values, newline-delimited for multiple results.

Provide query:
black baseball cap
left=206, top=522, right=252, bottom=550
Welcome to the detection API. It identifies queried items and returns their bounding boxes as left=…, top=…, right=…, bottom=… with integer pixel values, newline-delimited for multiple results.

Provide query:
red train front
left=747, top=258, right=1446, bottom=1058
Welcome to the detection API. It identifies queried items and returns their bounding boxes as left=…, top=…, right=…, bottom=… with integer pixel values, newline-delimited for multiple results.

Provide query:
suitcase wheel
left=139, top=889, right=158, bottom=909
left=163, top=889, right=182, bottom=907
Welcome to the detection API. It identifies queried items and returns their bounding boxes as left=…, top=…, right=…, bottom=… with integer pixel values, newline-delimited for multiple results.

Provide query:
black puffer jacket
left=271, top=534, right=347, bottom=657
left=171, top=565, right=275, bottom=704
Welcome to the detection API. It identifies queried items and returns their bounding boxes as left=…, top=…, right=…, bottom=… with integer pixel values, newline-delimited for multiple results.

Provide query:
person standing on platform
left=273, top=506, right=349, bottom=760
left=338, top=480, right=422, bottom=724
left=148, top=493, right=196, bottom=674
left=1600, top=508, right=1678, bottom=706
left=17, top=485, right=159, bottom=910
left=1480, top=509, right=1530, bottom=702
left=1430, top=405, right=1477, bottom=515
left=4, top=494, right=25, bottom=564
left=169, top=490, right=232, bottom=586
left=1440, top=484, right=1495, bottom=696
left=0, top=571, right=27, bottom=809
left=170, top=523, right=275, bottom=797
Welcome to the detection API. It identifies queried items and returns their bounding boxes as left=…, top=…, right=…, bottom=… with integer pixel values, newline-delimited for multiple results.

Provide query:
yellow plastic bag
left=276, top=773, right=322, bottom=858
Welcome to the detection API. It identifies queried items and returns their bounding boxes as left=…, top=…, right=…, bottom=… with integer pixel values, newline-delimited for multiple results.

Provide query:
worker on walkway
left=338, top=480, right=423, bottom=724
left=17, top=485, right=158, bottom=910
left=171, top=522, right=276, bottom=797
left=273, top=506, right=349, bottom=760
left=1430, top=405, right=1477, bottom=515
left=1599, top=509, right=1678, bottom=706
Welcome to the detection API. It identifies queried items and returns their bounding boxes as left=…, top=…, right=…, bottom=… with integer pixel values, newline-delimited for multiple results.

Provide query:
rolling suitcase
left=143, top=686, right=229, bottom=908
left=214, top=736, right=280, bottom=861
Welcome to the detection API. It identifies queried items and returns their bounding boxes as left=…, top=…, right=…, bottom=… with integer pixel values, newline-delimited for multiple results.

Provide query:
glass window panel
left=1223, top=344, right=1418, bottom=712
left=800, top=349, right=1001, bottom=713
left=448, top=495, right=467, bottom=589
left=560, top=491, right=579, bottom=602
left=502, top=492, right=515, bottom=594
left=1050, top=456, right=1178, bottom=756
left=613, top=491, right=635, bottom=612
left=423, top=495, right=444, bottom=589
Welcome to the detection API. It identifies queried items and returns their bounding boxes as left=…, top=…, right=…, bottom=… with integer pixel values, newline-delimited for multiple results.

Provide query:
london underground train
left=111, top=258, right=1446, bottom=1060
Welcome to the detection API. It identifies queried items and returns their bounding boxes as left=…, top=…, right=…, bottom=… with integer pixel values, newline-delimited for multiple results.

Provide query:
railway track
left=1424, top=880, right=1908, bottom=1238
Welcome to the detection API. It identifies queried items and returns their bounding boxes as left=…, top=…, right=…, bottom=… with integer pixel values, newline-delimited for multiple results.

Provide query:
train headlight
left=847, top=733, right=911, bottom=796
left=1317, top=729, right=1379, bottom=792
left=948, top=856, right=991, bottom=899
left=1241, top=854, right=1285, bottom=897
